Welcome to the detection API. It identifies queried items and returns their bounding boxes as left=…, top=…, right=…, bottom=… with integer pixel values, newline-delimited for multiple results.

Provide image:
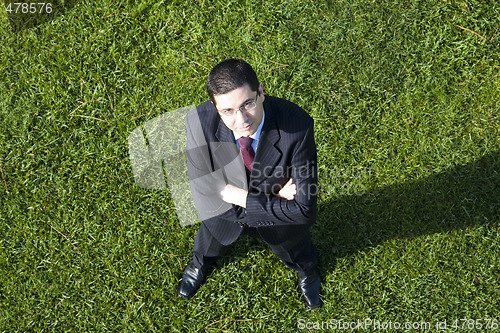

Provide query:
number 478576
left=5, top=3, right=53, bottom=14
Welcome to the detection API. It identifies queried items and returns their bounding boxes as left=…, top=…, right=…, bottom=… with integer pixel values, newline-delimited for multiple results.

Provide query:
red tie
left=238, top=137, right=255, bottom=179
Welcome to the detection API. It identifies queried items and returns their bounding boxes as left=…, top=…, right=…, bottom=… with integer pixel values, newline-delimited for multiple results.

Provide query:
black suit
left=185, top=96, right=318, bottom=274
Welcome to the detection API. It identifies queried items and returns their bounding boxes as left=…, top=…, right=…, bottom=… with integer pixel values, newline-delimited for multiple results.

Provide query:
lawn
left=1, top=0, right=499, bottom=331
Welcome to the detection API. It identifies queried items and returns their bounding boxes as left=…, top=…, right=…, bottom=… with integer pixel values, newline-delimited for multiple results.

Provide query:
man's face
left=213, top=83, right=265, bottom=137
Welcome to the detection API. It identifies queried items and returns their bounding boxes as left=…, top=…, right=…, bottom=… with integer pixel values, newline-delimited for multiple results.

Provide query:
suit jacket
left=185, top=96, right=318, bottom=245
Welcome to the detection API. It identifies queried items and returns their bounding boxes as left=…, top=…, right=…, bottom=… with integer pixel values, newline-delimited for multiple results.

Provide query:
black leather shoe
left=298, top=270, right=322, bottom=309
left=177, top=260, right=207, bottom=299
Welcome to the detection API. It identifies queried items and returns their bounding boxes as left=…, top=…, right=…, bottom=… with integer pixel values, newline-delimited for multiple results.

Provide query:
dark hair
left=207, top=59, right=259, bottom=104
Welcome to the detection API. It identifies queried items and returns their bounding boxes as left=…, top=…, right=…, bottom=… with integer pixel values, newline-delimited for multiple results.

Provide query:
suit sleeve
left=185, top=111, right=234, bottom=220
left=244, top=119, right=318, bottom=227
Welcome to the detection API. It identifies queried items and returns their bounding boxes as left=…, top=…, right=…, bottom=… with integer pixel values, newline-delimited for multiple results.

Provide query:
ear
left=258, top=82, right=265, bottom=102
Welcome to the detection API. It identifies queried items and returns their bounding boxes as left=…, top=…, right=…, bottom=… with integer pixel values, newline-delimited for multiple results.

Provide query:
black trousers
left=192, top=221, right=318, bottom=275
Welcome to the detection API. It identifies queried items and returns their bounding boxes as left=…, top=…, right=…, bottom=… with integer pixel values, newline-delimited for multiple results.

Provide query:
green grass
left=1, top=0, right=499, bottom=331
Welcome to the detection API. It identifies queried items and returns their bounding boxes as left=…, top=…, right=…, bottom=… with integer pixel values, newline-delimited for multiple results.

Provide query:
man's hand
left=220, top=184, right=248, bottom=208
left=221, top=178, right=295, bottom=208
left=278, top=178, right=296, bottom=200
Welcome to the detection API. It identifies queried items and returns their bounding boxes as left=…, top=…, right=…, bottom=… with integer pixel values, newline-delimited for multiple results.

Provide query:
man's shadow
left=192, top=151, right=499, bottom=283
left=313, top=151, right=500, bottom=273
left=4, top=0, right=79, bottom=33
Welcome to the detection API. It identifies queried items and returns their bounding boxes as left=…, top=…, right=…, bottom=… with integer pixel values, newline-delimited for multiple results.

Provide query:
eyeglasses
left=218, top=93, right=258, bottom=117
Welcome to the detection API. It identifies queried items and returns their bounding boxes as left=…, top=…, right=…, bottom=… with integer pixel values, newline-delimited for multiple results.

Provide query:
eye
left=242, top=101, right=255, bottom=110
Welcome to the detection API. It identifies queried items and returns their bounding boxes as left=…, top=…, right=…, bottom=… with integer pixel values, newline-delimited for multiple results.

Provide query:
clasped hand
left=220, top=178, right=296, bottom=208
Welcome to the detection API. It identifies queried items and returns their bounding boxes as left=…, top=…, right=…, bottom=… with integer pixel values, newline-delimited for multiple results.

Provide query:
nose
left=234, top=109, right=248, bottom=123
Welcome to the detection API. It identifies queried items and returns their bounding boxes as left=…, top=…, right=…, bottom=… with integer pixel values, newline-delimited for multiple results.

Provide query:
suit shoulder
left=265, top=96, right=313, bottom=128
left=186, top=100, right=213, bottom=119
left=185, top=100, right=220, bottom=140
left=195, top=100, right=217, bottom=118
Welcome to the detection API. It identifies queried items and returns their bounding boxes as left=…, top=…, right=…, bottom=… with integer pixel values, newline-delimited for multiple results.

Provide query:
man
left=179, top=59, right=321, bottom=308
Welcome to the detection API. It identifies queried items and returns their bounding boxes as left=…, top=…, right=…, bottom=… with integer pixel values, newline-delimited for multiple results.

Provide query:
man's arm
left=185, top=110, right=234, bottom=220
left=231, top=120, right=318, bottom=227
left=220, top=178, right=297, bottom=207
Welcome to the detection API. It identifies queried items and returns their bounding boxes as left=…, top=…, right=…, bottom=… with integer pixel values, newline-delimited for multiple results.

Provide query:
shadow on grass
left=314, top=151, right=500, bottom=273
left=4, top=0, right=79, bottom=32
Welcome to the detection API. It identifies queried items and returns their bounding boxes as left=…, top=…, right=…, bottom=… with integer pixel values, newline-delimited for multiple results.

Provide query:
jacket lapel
left=215, top=117, right=235, bottom=144
left=251, top=105, right=281, bottom=187
left=214, top=118, right=247, bottom=189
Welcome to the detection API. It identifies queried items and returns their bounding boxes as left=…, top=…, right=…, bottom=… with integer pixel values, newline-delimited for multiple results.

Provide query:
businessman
left=179, top=59, right=321, bottom=308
